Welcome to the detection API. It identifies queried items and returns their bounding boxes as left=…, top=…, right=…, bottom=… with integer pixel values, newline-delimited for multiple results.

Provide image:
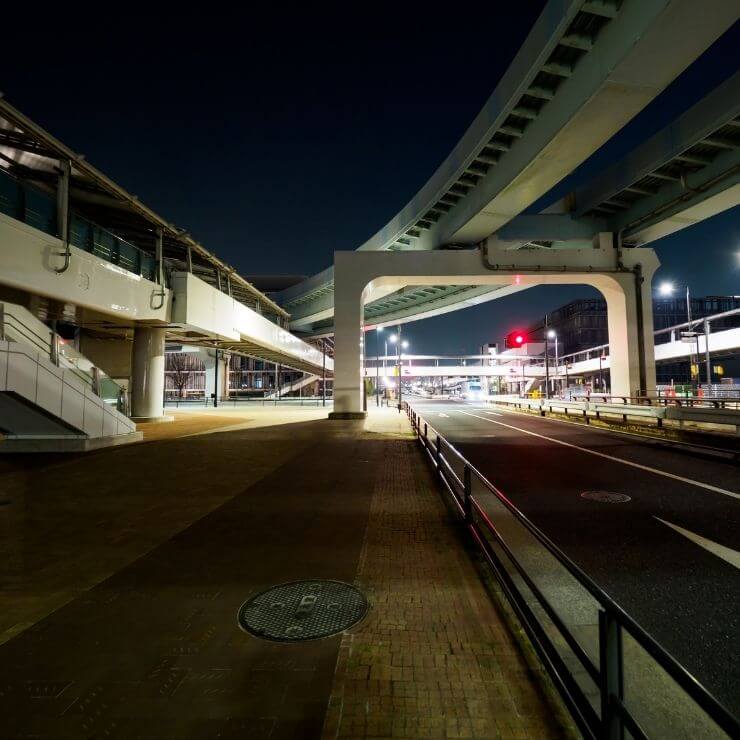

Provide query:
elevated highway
left=279, top=1, right=738, bottom=335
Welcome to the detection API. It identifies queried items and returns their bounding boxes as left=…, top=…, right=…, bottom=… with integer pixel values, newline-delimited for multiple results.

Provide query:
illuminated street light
left=394, top=331, right=408, bottom=411
left=547, top=329, right=559, bottom=395
left=389, top=334, right=398, bottom=343
left=657, top=279, right=703, bottom=388
left=375, top=327, right=384, bottom=407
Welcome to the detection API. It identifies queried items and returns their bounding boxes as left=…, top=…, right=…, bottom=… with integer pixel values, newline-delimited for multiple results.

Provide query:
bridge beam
left=329, top=247, right=658, bottom=416
left=495, top=214, right=609, bottom=242
left=575, top=72, right=740, bottom=218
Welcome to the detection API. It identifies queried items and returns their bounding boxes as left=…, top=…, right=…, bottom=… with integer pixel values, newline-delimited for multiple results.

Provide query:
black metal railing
left=518, top=392, right=740, bottom=409
left=403, top=401, right=738, bottom=740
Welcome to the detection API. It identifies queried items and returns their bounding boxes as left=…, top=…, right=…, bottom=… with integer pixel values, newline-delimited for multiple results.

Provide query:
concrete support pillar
left=601, top=271, right=656, bottom=398
left=328, top=247, right=658, bottom=415
left=131, top=327, right=166, bottom=420
left=204, top=350, right=230, bottom=400
left=329, top=257, right=366, bottom=418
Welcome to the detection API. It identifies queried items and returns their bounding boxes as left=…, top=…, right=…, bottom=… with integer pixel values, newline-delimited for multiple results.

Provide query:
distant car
left=461, top=380, right=485, bottom=401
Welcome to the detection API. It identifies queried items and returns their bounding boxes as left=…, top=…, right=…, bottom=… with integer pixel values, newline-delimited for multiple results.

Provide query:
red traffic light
left=505, top=330, right=528, bottom=348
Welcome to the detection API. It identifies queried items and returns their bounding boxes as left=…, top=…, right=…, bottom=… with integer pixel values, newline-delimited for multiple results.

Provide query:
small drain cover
left=238, top=580, right=368, bottom=642
left=581, top=491, right=632, bottom=503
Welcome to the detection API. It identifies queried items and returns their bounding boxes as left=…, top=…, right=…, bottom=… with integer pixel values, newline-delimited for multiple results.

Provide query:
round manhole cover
left=581, top=491, right=632, bottom=503
left=237, top=580, right=368, bottom=642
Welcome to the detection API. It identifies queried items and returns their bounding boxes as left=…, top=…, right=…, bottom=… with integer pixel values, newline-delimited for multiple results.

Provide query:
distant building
left=526, top=296, right=740, bottom=356
left=525, top=296, right=740, bottom=385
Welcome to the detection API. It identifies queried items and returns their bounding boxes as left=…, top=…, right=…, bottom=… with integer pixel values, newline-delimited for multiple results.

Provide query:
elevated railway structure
left=0, top=99, right=332, bottom=443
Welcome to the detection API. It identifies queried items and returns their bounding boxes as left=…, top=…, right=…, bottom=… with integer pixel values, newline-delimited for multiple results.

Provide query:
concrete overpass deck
left=279, top=1, right=738, bottom=335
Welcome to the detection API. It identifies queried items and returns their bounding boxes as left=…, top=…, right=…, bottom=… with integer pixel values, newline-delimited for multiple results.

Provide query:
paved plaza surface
left=0, top=406, right=566, bottom=739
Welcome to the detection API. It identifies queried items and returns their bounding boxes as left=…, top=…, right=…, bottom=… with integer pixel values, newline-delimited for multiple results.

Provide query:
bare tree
left=170, top=353, right=191, bottom=398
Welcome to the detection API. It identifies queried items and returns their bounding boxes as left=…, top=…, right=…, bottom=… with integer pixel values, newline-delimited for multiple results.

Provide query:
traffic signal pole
left=544, top=316, right=550, bottom=400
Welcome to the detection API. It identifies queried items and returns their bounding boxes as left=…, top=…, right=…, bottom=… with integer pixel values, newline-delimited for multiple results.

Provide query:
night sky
left=4, top=7, right=738, bottom=354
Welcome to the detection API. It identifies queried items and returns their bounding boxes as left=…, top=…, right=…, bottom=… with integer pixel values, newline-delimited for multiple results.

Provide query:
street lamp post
left=397, top=334, right=409, bottom=413
left=388, top=331, right=399, bottom=408
left=658, top=280, right=703, bottom=390
left=396, top=325, right=403, bottom=414
left=376, top=327, right=383, bottom=407
left=521, top=362, right=525, bottom=397
left=704, top=318, right=712, bottom=391
left=384, top=338, right=388, bottom=402
left=546, top=329, right=558, bottom=397
left=397, top=337, right=402, bottom=411
left=214, top=348, right=220, bottom=408
left=362, top=333, right=367, bottom=412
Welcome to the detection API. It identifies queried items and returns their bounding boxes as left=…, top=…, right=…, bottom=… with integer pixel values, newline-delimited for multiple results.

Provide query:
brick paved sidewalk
left=322, top=430, right=566, bottom=739
left=0, top=407, right=567, bottom=738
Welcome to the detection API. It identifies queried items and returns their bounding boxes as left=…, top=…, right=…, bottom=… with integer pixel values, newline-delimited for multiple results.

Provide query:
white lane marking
left=457, top=410, right=740, bottom=500
left=438, top=413, right=449, bottom=418
left=485, top=411, right=503, bottom=416
left=655, top=517, right=740, bottom=570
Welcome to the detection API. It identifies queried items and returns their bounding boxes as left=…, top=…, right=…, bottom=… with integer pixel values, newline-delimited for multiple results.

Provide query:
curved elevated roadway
left=279, top=0, right=739, bottom=335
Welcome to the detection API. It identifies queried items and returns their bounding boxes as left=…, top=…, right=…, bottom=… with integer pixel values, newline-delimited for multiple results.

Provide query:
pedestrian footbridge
left=0, top=100, right=331, bottom=447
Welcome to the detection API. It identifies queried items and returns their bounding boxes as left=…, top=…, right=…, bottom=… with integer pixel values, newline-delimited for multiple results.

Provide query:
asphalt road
left=408, top=398, right=740, bottom=719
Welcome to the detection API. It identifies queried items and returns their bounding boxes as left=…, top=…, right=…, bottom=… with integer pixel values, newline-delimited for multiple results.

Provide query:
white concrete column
left=601, top=269, right=656, bottom=398
left=327, top=247, right=659, bottom=412
left=131, top=326, right=166, bottom=420
left=329, top=254, right=367, bottom=418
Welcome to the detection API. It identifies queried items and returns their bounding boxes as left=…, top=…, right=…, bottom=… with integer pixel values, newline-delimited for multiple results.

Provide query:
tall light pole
left=543, top=316, right=551, bottom=399
left=322, top=338, right=326, bottom=407
left=376, top=327, right=383, bottom=407
left=659, top=280, right=701, bottom=389
left=598, top=353, right=606, bottom=395
left=383, top=334, right=396, bottom=398
left=388, top=332, right=398, bottom=406
left=398, top=338, right=409, bottom=411
left=547, top=329, right=558, bottom=396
